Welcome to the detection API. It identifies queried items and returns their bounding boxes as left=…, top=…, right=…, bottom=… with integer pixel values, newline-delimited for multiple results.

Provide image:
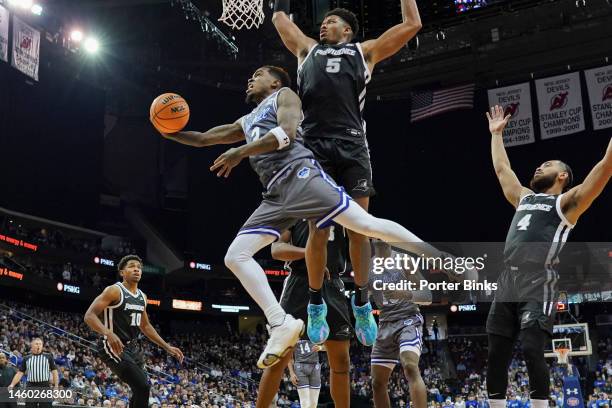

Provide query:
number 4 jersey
left=503, top=193, right=574, bottom=267
left=102, top=282, right=147, bottom=344
left=297, top=43, right=371, bottom=140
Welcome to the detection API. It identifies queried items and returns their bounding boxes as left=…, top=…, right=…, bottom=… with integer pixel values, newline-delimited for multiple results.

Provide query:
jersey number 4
left=517, top=214, right=532, bottom=231
left=130, top=312, right=142, bottom=327
left=326, top=58, right=342, bottom=73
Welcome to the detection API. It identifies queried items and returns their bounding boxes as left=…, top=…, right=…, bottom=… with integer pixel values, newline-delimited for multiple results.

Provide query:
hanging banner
left=535, top=72, right=585, bottom=139
left=11, top=15, right=40, bottom=81
left=487, top=82, right=535, bottom=147
left=584, top=65, right=612, bottom=130
left=0, top=5, right=8, bottom=62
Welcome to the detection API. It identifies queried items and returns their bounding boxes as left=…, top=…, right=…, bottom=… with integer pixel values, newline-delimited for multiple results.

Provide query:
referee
left=8, top=338, right=58, bottom=408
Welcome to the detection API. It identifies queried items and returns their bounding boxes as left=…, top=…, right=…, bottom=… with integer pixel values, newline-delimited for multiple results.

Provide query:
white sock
left=489, top=399, right=507, bottom=408
left=531, top=400, right=548, bottom=408
left=297, top=388, right=310, bottom=407
left=225, top=234, right=285, bottom=327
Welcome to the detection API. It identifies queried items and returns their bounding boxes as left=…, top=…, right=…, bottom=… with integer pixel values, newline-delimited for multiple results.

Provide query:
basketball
left=150, top=93, right=190, bottom=134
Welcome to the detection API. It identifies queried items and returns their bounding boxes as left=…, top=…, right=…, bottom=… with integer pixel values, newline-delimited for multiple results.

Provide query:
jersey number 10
left=130, top=312, right=142, bottom=327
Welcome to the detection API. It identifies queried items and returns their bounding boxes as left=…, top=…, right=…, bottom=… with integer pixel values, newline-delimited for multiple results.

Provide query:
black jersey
left=297, top=42, right=371, bottom=141
left=284, top=219, right=348, bottom=277
left=503, top=193, right=574, bottom=267
left=102, top=282, right=147, bottom=344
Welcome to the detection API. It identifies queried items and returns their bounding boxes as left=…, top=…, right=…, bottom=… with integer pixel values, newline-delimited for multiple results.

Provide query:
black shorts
left=280, top=273, right=353, bottom=341
left=486, top=265, right=559, bottom=338
left=305, top=137, right=375, bottom=199
left=99, top=341, right=147, bottom=379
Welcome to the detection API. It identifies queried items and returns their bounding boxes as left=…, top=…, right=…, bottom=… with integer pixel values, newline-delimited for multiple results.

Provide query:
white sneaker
left=257, top=314, right=304, bottom=369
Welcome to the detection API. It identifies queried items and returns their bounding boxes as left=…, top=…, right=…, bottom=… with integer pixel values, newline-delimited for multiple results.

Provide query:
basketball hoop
left=219, top=0, right=265, bottom=30
left=555, top=347, right=570, bottom=365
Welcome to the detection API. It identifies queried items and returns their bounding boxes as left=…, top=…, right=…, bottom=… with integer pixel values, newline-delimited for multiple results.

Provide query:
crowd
left=0, top=299, right=610, bottom=408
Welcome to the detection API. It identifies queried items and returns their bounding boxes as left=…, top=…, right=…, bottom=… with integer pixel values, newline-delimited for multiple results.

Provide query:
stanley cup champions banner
left=535, top=72, right=585, bottom=139
left=487, top=82, right=535, bottom=147
left=584, top=65, right=612, bottom=130
left=0, top=5, right=8, bottom=62
left=11, top=15, right=40, bottom=81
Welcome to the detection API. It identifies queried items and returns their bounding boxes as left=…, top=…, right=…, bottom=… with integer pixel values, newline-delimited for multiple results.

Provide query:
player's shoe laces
left=257, top=314, right=304, bottom=369
left=352, top=295, right=378, bottom=346
left=307, top=301, right=329, bottom=344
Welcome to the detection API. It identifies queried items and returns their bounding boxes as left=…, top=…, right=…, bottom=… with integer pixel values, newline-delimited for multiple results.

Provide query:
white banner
left=535, top=72, right=585, bottom=139
left=487, top=82, right=535, bottom=147
left=11, top=16, right=40, bottom=81
left=584, top=65, right=612, bottom=130
left=0, top=5, right=8, bottom=62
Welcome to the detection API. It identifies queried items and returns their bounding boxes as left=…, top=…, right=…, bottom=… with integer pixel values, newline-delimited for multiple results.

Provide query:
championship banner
left=487, top=82, right=535, bottom=147
left=11, top=15, right=40, bottom=81
left=584, top=65, right=612, bottom=130
left=535, top=72, right=585, bottom=139
left=0, top=5, right=8, bottom=62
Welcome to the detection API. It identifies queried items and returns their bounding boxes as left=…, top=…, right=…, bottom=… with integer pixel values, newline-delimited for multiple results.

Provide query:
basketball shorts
left=99, top=340, right=146, bottom=378
left=486, top=264, right=559, bottom=338
left=280, top=273, right=353, bottom=341
left=294, top=362, right=322, bottom=389
left=371, top=314, right=424, bottom=369
left=238, top=158, right=352, bottom=237
left=305, top=137, right=375, bottom=199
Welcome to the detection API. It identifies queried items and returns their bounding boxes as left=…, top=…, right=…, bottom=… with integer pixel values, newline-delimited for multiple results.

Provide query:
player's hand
left=290, top=373, right=299, bottom=386
left=210, top=148, right=244, bottom=178
left=166, top=346, right=185, bottom=364
left=313, top=345, right=323, bottom=352
left=485, top=105, right=511, bottom=135
left=324, top=267, right=331, bottom=281
left=105, top=333, right=124, bottom=357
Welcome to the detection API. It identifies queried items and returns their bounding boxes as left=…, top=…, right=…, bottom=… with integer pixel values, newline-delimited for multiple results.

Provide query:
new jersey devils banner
left=487, top=82, right=535, bottom=147
left=535, top=72, right=585, bottom=139
left=0, top=5, right=8, bottom=62
left=11, top=16, right=40, bottom=81
left=584, top=65, right=612, bottom=130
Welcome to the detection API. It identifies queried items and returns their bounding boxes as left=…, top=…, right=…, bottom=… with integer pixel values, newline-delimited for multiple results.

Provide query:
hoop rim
left=554, top=347, right=571, bottom=363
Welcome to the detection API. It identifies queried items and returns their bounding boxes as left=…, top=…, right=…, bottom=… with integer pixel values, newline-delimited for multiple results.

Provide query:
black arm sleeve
left=19, top=356, right=26, bottom=373
left=47, top=354, right=56, bottom=371
left=273, top=0, right=290, bottom=14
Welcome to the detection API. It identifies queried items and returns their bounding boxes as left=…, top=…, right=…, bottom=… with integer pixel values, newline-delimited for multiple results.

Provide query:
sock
left=265, top=304, right=286, bottom=328
left=531, top=400, right=548, bottom=408
left=354, top=285, right=368, bottom=306
left=489, top=400, right=506, bottom=408
left=309, top=287, right=323, bottom=305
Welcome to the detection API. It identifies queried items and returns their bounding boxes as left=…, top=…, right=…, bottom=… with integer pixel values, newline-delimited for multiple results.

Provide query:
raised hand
left=485, top=105, right=511, bottom=135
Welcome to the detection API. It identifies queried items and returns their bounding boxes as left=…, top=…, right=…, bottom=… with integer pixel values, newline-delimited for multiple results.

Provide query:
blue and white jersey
left=239, top=88, right=314, bottom=188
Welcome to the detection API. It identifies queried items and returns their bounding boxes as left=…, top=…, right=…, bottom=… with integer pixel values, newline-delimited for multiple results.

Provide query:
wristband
left=273, top=0, right=290, bottom=14
left=271, top=127, right=291, bottom=150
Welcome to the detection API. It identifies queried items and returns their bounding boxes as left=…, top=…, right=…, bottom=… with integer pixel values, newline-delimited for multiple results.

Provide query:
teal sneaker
left=307, top=302, right=329, bottom=344
left=352, top=295, right=378, bottom=346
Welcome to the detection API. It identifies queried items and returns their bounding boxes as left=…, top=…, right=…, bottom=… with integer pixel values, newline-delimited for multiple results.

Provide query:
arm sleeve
left=19, top=357, right=26, bottom=373
left=48, top=354, right=57, bottom=371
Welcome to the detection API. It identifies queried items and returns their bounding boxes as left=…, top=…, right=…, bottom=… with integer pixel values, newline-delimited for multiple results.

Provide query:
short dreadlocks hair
left=325, top=8, right=359, bottom=40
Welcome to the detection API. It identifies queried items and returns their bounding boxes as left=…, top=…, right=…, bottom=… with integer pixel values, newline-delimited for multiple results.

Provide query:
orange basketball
left=150, top=93, right=190, bottom=134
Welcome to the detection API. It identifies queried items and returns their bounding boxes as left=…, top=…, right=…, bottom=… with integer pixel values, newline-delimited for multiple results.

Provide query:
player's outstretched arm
left=139, top=310, right=184, bottom=363
left=271, top=1, right=317, bottom=59
left=155, top=120, right=245, bottom=147
left=84, top=285, right=125, bottom=357
left=210, top=89, right=302, bottom=178
left=271, top=230, right=306, bottom=261
left=486, top=105, right=532, bottom=207
left=361, top=0, right=422, bottom=68
left=561, top=137, right=612, bottom=224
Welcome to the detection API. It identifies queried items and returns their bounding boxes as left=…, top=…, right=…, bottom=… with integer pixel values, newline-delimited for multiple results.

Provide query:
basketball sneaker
left=307, top=301, right=329, bottom=344
left=257, top=314, right=304, bottom=369
left=352, top=295, right=378, bottom=346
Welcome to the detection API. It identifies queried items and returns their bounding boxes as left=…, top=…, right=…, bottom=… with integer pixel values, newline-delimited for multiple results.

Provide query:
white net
left=219, top=0, right=265, bottom=30
left=555, top=348, right=570, bottom=365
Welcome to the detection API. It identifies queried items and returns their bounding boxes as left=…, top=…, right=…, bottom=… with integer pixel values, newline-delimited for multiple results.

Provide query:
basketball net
left=555, top=347, right=570, bottom=365
left=219, top=0, right=265, bottom=30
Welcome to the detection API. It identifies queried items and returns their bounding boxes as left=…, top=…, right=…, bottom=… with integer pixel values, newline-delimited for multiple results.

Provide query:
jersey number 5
left=326, top=58, right=341, bottom=73
left=517, top=214, right=532, bottom=231
left=130, top=312, right=142, bottom=327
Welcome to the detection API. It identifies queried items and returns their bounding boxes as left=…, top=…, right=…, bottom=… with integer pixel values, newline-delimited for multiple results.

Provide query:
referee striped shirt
left=19, top=353, right=56, bottom=384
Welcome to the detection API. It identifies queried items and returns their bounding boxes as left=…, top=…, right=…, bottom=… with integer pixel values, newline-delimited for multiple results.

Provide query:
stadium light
left=31, top=4, right=42, bottom=15
left=8, top=0, right=33, bottom=9
left=84, top=37, right=99, bottom=54
left=70, top=30, right=84, bottom=42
